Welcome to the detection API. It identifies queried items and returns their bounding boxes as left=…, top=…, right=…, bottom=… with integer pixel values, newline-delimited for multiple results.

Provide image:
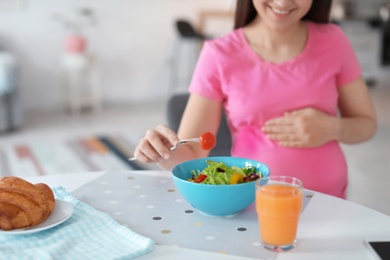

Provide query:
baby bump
left=232, top=125, right=348, bottom=198
left=263, top=143, right=348, bottom=198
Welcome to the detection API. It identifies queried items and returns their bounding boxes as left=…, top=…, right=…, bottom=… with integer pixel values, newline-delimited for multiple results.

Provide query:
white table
left=26, top=171, right=390, bottom=260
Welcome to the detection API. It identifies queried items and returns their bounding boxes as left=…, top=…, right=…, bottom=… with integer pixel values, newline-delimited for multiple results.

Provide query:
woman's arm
left=333, top=76, right=377, bottom=144
left=159, top=94, right=222, bottom=168
left=133, top=94, right=222, bottom=170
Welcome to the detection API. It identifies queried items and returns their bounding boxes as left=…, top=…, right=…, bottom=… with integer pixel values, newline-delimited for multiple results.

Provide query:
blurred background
left=0, top=1, right=389, bottom=215
left=0, top=0, right=237, bottom=115
left=0, top=0, right=389, bottom=114
left=0, top=0, right=388, bottom=114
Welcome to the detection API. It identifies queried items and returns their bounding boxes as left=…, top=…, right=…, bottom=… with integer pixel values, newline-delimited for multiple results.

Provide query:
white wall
left=0, top=0, right=235, bottom=112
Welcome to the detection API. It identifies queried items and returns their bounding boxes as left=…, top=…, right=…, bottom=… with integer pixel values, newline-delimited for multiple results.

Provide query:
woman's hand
left=262, top=77, right=377, bottom=148
left=133, top=124, right=180, bottom=163
left=261, top=108, right=338, bottom=148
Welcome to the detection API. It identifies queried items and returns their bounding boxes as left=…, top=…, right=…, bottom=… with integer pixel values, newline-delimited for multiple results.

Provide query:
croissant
left=0, top=176, right=55, bottom=231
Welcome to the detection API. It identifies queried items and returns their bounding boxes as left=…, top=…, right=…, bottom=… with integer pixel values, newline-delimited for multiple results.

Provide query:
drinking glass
left=255, top=176, right=303, bottom=252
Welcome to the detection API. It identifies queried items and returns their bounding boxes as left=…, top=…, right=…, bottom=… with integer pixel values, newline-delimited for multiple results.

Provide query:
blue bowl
left=171, top=156, right=270, bottom=216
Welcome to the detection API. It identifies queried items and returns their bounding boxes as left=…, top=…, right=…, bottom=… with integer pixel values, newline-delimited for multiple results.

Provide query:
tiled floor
left=1, top=86, right=389, bottom=216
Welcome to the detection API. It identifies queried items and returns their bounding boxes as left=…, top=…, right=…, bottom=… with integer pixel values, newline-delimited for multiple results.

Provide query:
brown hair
left=234, top=0, right=333, bottom=29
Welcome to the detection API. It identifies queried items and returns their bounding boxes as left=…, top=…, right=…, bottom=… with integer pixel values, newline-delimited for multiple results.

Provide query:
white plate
left=0, top=199, right=74, bottom=235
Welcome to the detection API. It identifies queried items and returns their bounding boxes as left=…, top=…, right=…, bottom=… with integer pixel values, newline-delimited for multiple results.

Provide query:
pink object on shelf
left=65, top=35, right=87, bottom=54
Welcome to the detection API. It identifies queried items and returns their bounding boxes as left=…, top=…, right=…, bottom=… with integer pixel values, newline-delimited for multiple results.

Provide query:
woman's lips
left=272, top=8, right=290, bottom=15
left=268, top=4, right=293, bottom=18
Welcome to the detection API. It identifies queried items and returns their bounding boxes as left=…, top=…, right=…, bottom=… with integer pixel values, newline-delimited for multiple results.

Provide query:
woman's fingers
left=134, top=124, right=180, bottom=163
left=261, top=108, right=332, bottom=147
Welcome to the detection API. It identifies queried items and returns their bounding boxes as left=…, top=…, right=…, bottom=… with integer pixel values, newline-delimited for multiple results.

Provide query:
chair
left=169, top=20, right=207, bottom=95
left=166, top=93, right=232, bottom=156
left=0, top=51, right=22, bottom=132
left=176, top=20, right=206, bottom=40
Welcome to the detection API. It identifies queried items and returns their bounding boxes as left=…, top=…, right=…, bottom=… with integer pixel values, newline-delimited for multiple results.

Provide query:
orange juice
left=256, top=183, right=303, bottom=246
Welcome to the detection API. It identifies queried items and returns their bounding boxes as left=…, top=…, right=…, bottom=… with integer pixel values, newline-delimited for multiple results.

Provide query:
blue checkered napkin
left=0, top=187, right=154, bottom=260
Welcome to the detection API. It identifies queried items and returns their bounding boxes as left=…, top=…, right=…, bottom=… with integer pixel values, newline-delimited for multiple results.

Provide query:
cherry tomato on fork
left=199, top=132, right=217, bottom=150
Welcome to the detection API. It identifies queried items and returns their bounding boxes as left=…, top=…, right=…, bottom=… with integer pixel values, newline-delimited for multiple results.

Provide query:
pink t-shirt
left=188, top=21, right=362, bottom=198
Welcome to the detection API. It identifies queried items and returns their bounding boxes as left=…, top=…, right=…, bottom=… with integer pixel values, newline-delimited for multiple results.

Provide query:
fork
left=128, top=138, right=200, bottom=161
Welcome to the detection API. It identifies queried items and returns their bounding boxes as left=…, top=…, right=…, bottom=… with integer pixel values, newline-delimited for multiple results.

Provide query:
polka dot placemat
left=72, top=171, right=314, bottom=259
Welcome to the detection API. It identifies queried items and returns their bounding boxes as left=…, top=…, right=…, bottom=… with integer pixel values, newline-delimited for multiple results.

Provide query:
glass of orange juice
left=255, top=176, right=303, bottom=252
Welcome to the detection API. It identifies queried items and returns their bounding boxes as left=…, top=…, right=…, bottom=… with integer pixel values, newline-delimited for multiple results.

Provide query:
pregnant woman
left=133, top=0, right=377, bottom=199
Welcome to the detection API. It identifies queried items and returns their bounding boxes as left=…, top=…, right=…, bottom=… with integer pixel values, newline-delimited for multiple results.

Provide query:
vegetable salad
left=189, top=160, right=262, bottom=185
